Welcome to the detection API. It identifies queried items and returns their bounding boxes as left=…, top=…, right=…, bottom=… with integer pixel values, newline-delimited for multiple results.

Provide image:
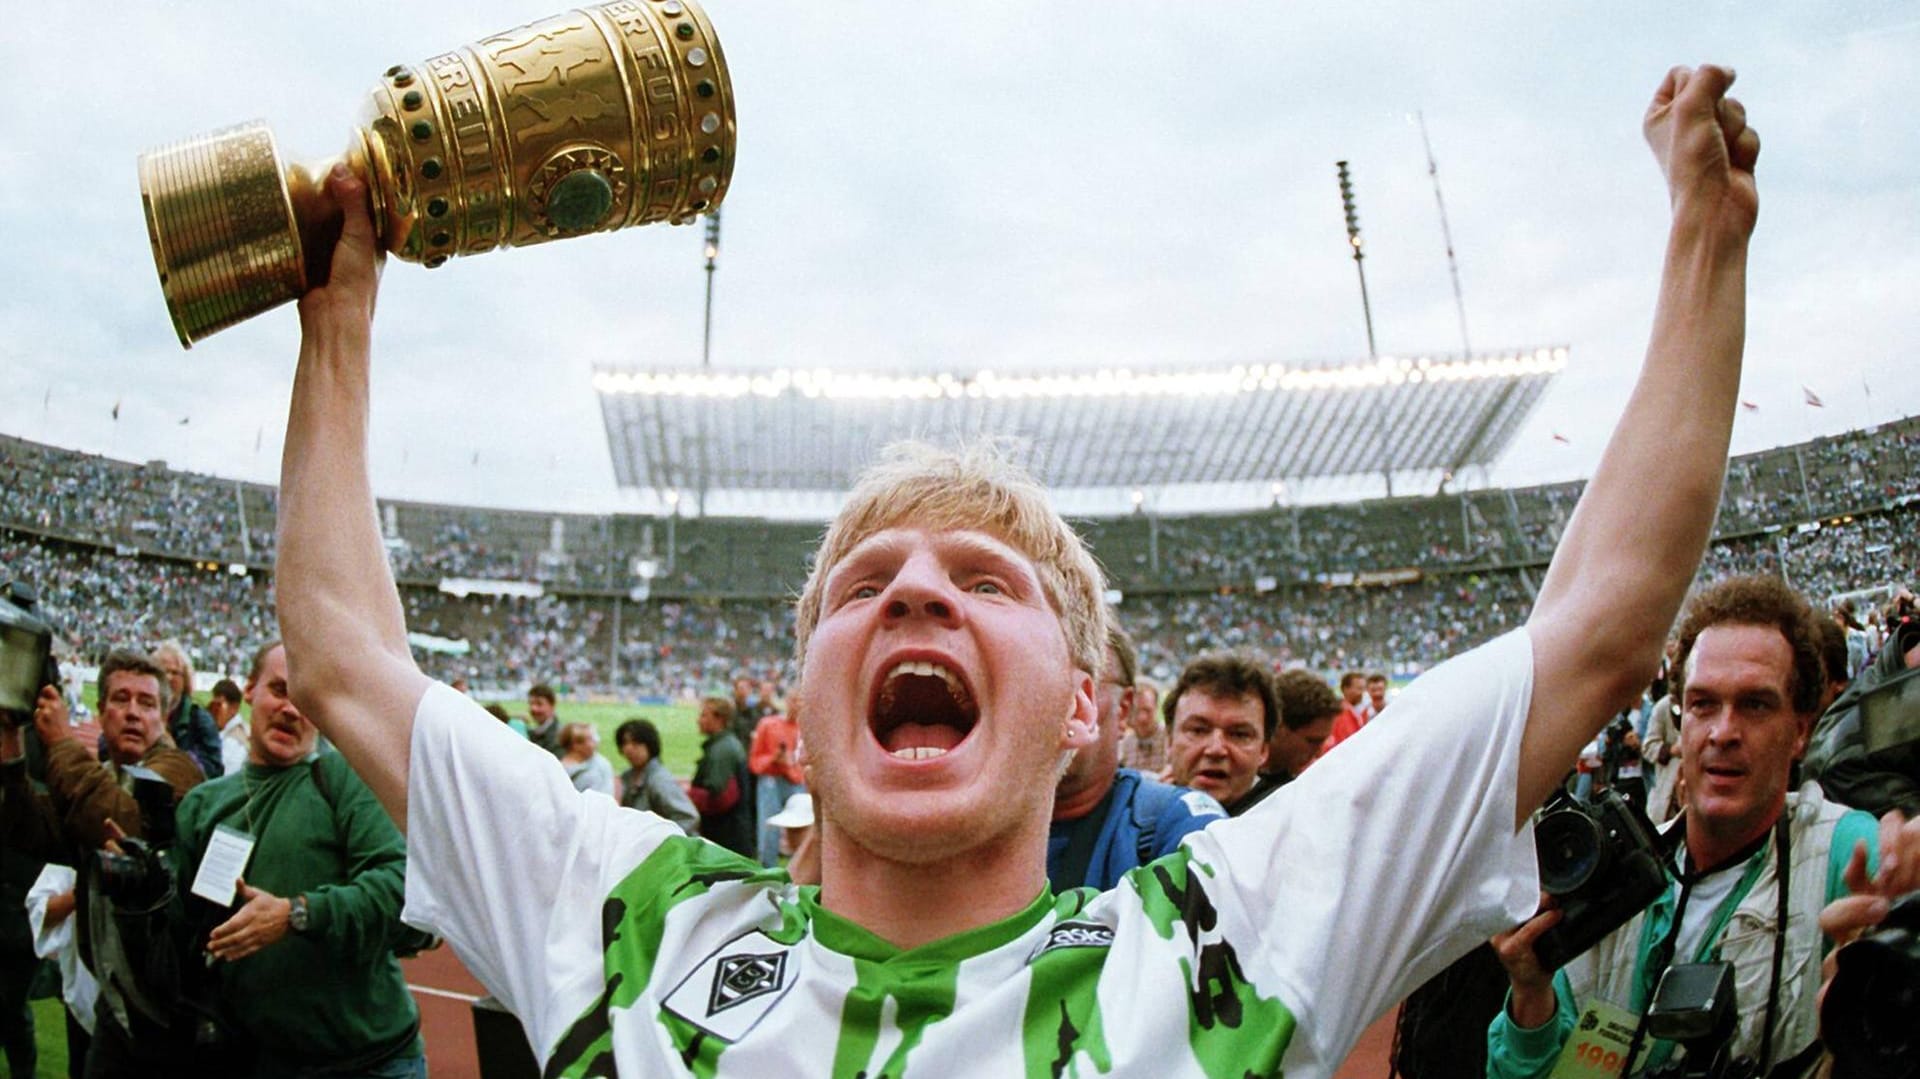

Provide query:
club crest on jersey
left=663, top=930, right=800, bottom=1042
left=1029, top=920, right=1115, bottom=962
left=710, top=952, right=787, bottom=1014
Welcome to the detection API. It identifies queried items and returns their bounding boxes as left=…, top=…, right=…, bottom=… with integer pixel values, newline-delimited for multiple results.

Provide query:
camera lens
left=1536, top=807, right=1605, bottom=894
left=1825, top=921, right=1920, bottom=1079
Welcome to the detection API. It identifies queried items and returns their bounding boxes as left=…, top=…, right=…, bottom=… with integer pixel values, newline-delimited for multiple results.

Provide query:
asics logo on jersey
left=1031, top=921, right=1116, bottom=960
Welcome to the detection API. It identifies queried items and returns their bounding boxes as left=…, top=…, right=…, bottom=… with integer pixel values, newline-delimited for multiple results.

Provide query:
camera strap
left=1619, top=815, right=1791, bottom=1076
left=1754, top=815, right=1790, bottom=1075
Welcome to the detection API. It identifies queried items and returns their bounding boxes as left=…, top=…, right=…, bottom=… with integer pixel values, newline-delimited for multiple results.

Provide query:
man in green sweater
left=172, top=640, right=429, bottom=1077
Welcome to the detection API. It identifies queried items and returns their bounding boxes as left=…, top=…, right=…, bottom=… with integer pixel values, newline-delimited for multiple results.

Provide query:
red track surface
left=406, top=945, right=1397, bottom=1079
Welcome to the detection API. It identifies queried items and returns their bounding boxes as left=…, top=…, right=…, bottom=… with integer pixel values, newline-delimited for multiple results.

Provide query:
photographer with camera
left=0, top=648, right=205, bottom=1077
left=169, top=640, right=429, bottom=1077
left=1488, top=577, right=1905, bottom=1079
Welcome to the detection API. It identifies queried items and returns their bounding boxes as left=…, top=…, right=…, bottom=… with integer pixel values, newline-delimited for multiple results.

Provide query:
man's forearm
left=1526, top=229, right=1746, bottom=755
left=277, top=167, right=426, bottom=826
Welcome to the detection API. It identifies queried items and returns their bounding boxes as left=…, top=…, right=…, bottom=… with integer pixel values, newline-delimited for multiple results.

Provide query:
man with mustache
left=171, top=641, right=429, bottom=1077
left=1488, top=576, right=1920, bottom=1079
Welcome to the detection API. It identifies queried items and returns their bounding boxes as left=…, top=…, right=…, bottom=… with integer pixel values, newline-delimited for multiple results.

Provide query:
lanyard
left=1623, top=815, right=1790, bottom=1076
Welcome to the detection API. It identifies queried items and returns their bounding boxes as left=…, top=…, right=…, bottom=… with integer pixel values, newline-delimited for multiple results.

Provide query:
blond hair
left=794, top=442, right=1108, bottom=676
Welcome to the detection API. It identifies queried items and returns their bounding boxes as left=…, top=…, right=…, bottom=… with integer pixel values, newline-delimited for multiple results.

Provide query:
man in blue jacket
left=1047, top=626, right=1222, bottom=892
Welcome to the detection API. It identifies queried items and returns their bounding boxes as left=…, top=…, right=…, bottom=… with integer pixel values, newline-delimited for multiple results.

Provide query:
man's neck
left=1684, top=801, right=1785, bottom=874
left=1052, top=772, right=1115, bottom=822
left=818, top=822, right=1048, bottom=951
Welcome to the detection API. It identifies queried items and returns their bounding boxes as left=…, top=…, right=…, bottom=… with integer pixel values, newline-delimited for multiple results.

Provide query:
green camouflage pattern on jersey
left=543, top=841, right=1295, bottom=1078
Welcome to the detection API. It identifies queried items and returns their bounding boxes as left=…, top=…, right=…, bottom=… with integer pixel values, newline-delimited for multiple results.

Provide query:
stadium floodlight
left=590, top=349, right=1565, bottom=403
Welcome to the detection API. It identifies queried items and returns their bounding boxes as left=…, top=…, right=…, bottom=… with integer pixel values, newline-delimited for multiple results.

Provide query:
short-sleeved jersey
left=403, top=629, right=1540, bottom=1078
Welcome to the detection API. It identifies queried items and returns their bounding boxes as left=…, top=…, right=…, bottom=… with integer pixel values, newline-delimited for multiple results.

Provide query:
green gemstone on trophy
left=547, top=170, right=615, bottom=232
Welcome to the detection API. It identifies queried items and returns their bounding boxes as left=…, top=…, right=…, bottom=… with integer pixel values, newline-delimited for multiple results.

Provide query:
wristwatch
left=288, top=894, right=311, bottom=934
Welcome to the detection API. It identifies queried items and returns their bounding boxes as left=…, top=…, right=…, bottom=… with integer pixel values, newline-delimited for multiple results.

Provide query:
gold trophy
left=138, top=0, right=735, bottom=347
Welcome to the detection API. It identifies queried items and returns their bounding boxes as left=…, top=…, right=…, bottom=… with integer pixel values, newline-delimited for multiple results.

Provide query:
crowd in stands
left=8, top=417, right=1914, bottom=605
left=4, top=416, right=1916, bottom=695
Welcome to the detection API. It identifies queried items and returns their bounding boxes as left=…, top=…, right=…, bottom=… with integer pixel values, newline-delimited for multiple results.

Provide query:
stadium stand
left=3, top=417, right=1916, bottom=693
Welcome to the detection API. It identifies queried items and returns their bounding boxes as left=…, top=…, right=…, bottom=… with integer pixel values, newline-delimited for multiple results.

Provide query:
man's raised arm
left=277, top=165, right=430, bottom=829
left=1517, top=65, right=1761, bottom=821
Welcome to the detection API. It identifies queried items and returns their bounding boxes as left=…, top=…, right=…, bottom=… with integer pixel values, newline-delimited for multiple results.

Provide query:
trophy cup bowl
left=138, top=0, right=735, bottom=348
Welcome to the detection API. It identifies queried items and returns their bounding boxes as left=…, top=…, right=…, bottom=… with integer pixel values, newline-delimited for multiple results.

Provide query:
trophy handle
left=284, top=136, right=379, bottom=291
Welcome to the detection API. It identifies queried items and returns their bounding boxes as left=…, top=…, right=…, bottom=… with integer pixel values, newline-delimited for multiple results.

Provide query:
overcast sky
left=3, top=2, right=1916, bottom=516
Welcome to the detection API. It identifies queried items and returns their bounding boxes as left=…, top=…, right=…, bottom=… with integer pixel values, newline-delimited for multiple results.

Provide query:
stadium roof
left=594, top=347, right=1565, bottom=509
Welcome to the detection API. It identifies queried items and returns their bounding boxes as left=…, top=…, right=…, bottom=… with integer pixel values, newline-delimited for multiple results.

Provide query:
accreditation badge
left=188, top=824, right=256, bottom=905
left=1548, top=999, right=1640, bottom=1079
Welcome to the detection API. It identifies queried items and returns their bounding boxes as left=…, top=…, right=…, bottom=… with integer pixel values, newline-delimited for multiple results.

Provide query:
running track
left=405, top=947, right=1397, bottom=1078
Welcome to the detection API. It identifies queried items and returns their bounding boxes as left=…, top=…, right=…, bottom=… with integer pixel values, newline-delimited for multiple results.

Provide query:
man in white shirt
left=273, top=65, right=1798, bottom=1078
left=207, top=677, right=249, bottom=778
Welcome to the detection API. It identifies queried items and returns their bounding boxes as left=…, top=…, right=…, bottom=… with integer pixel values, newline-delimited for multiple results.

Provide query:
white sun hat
left=765, top=792, right=814, bottom=829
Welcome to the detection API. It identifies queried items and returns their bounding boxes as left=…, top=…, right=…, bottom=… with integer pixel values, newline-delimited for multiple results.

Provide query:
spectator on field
left=1049, top=626, right=1222, bottom=892
left=1815, top=617, right=1851, bottom=714
left=207, top=677, right=248, bottom=778
left=1238, top=668, right=1342, bottom=813
left=615, top=719, right=699, bottom=835
left=1320, top=670, right=1369, bottom=755
left=484, top=703, right=530, bottom=739
left=1116, top=680, right=1166, bottom=774
left=173, top=641, right=431, bottom=1078
left=1363, top=672, right=1389, bottom=718
left=689, top=696, right=753, bottom=856
left=1162, top=650, right=1280, bottom=816
left=730, top=675, right=769, bottom=745
left=526, top=683, right=563, bottom=756
left=152, top=640, right=224, bottom=779
left=748, top=706, right=806, bottom=868
left=560, top=722, right=614, bottom=796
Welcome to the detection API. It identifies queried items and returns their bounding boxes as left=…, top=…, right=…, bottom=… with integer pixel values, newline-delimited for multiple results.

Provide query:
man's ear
left=1061, top=670, right=1098, bottom=751
left=1792, top=712, right=1815, bottom=760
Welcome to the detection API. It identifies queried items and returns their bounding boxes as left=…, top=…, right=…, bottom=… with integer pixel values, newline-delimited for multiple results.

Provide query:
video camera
left=93, top=765, right=181, bottom=912
left=1822, top=890, right=1920, bottom=1079
left=1856, top=662, right=1920, bottom=762
left=1531, top=787, right=1671, bottom=971
left=0, top=580, right=61, bottom=726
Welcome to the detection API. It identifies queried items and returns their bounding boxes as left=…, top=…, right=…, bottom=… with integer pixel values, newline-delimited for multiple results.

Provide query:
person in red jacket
left=748, top=705, right=807, bottom=867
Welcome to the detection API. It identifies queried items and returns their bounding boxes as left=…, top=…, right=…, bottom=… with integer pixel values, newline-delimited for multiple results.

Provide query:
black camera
left=1822, top=890, right=1920, bottom=1079
left=0, top=580, right=61, bottom=726
left=1634, top=962, right=1755, bottom=1079
left=1531, top=788, right=1671, bottom=971
left=92, top=767, right=180, bottom=912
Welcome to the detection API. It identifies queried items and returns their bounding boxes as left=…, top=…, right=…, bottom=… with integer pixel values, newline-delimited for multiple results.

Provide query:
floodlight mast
left=697, top=209, right=721, bottom=514
left=701, top=210, right=722, bottom=369
left=1338, top=160, right=1390, bottom=493
left=1335, top=161, right=1377, bottom=359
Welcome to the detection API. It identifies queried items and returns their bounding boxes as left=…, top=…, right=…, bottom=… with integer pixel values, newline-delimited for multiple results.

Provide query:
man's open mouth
left=869, top=660, right=978, bottom=761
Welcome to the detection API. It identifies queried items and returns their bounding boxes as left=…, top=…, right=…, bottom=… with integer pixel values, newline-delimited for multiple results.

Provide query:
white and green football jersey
left=404, top=629, right=1539, bottom=1078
